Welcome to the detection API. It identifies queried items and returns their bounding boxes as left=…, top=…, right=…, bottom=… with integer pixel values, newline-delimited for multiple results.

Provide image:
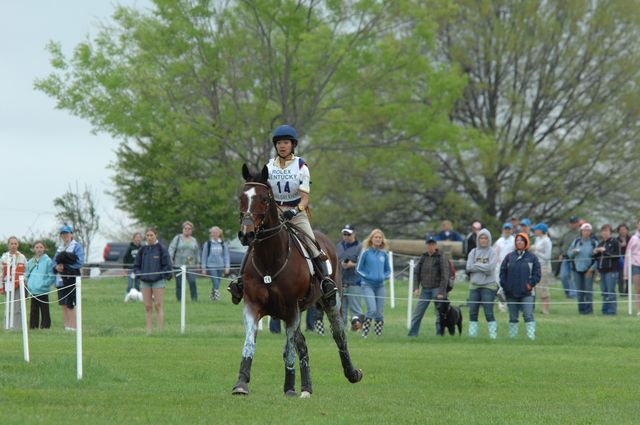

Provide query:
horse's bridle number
left=263, top=275, right=272, bottom=285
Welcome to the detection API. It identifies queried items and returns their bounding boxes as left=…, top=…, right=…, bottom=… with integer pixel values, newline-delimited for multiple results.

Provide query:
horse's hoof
left=232, top=383, right=249, bottom=395
left=348, top=369, right=363, bottom=384
left=300, top=391, right=312, bottom=399
left=284, top=390, right=297, bottom=397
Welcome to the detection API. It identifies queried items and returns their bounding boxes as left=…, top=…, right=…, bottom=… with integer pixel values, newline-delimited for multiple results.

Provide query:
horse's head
left=238, top=164, right=275, bottom=246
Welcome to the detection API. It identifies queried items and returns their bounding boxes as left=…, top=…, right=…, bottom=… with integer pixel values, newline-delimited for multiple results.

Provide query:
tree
left=36, top=0, right=462, bottom=240
left=53, top=184, right=100, bottom=257
left=429, top=0, right=640, bottom=229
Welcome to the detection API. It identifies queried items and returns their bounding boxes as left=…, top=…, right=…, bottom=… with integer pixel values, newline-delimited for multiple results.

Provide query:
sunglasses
left=342, top=232, right=352, bottom=236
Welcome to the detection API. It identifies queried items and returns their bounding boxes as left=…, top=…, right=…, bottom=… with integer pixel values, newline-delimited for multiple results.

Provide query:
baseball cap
left=425, top=235, right=437, bottom=244
left=341, top=224, right=355, bottom=234
left=59, top=225, right=73, bottom=234
left=532, top=223, right=548, bottom=234
left=520, top=218, right=532, bottom=227
left=580, top=222, right=592, bottom=231
left=502, top=223, right=513, bottom=230
left=471, top=221, right=482, bottom=230
left=569, top=215, right=579, bottom=223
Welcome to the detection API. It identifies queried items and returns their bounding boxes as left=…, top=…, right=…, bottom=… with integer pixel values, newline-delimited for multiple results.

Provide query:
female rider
left=228, top=125, right=337, bottom=305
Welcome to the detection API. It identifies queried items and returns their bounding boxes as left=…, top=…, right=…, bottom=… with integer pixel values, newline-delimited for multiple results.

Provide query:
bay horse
left=232, top=164, right=363, bottom=397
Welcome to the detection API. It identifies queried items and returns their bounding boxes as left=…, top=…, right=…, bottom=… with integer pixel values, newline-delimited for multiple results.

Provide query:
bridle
left=240, top=182, right=285, bottom=243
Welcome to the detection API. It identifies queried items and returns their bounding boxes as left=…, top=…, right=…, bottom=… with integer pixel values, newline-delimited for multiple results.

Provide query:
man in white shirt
left=531, top=223, right=553, bottom=314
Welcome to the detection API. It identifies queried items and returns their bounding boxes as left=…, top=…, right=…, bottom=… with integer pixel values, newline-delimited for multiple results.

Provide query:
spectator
left=567, top=223, right=598, bottom=315
left=594, top=224, right=620, bottom=315
left=510, top=217, right=520, bottom=234
left=201, top=226, right=230, bottom=301
left=465, top=221, right=482, bottom=258
left=135, top=227, right=172, bottom=334
left=357, top=229, right=391, bottom=338
left=493, top=223, right=515, bottom=312
left=616, top=223, right=630, bottom=296
left=52, top=225, right=84, bottom=331
left=169, top=221, right=201, bottom=302
left=26, top=241, right=55, bottom=329
left=531, top=223, right=552, bottom=315
left=123, top=232, right=142, bottom=299
left=336, top=224, right=364, bottom=330
left=519, top=218, right=532, bottom=238
left=558, top=216, right=580, bottom=298
left=500, top=233, right=541, bottom=340
left=435, top=220, right=463, bottom=242
left=623, top=219, right=640, bottom=317
left=466, top=229, right=498, bottom=339
left=1, top=236, right=27, bottom=330
left=407, top=235, right=449, bottom=337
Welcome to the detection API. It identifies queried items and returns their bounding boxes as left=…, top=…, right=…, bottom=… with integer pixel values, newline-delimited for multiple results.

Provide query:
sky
left=0, top=1, right=152, bottom=261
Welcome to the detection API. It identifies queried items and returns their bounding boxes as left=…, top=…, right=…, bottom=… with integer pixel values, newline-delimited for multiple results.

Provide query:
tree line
left=36, top=0, right=640, bottom=242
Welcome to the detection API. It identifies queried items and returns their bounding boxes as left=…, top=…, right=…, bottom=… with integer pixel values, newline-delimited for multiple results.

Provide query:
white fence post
left=628, top=258, right=633, bottom=316
left=76, top=276, right=83, bottom=380
left=389, top=251, right=395, bottom=309
left=180, top=265, right=186, bottom=334
left=407, top=259, right=414, bottom=330
left=19, top=275, right=29, bottom=362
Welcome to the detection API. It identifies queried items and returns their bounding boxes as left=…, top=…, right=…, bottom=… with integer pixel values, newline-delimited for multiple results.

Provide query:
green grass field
left=1, top=276, right=639, bottom=425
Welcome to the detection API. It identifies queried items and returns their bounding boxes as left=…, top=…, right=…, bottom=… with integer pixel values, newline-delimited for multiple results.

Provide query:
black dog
left=436, top=298, right=463, bottom=336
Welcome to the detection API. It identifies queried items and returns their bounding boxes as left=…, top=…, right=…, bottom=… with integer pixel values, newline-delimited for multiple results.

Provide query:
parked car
left=101, top=242, right=128, bottom=274
left=227, top=237, right=248, bottom=267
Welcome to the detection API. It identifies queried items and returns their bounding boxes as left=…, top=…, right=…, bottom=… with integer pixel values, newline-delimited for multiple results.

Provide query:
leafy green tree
left=36, top=0, right=461, bottom=241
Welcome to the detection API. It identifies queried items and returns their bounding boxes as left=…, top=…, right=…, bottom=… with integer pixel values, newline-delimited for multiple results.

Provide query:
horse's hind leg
left=324, top=296, right=363, bottom=384
left=283, top=311, right=301, bottom=397
left=294, top=327, right=312, bottom=397
left=232, top=305, right=258, bottom=395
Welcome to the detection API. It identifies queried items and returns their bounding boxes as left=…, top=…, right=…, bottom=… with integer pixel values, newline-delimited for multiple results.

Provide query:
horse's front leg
left=232, top=305, right=259, bottom=395
left=283, top=310, right=301, bottom=397
left=324, top=295, right=363, bottom=384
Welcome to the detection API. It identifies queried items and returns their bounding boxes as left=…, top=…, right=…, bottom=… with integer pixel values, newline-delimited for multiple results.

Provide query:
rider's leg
left=228, top=250, right=250, bottom=304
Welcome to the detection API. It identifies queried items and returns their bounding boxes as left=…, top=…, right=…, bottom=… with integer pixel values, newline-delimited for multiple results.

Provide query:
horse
left=232, top=164, right=363, bottom=397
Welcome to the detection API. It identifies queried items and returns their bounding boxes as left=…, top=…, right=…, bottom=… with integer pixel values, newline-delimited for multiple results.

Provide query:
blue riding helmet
left=272, top=125, right=298, bottom=147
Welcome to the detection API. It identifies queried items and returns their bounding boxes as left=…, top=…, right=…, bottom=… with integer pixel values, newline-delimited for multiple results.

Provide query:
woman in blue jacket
left=26, top=241, right=56, bottom=329
left=500, top=233, right=541, bottom=340
left=356, top=228, right=391, bottom=338
left=135, top=227, right=173, bottom=334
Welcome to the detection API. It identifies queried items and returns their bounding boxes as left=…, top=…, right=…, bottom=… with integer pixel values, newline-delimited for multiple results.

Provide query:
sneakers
left=350, top=316, right=362, bottom=331
left=314, top=319, right=325, bottom=336
left=362, top=319, right=372, bottom=338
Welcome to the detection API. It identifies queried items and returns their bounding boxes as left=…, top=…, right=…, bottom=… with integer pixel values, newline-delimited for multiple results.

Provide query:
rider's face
left=276, top=140, right=293, bottom=157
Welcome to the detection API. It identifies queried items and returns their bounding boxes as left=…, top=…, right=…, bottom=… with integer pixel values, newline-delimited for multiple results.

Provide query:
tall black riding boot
left=227, top=250, right=250, bottom=304
left=312, top=256, right=337, bottom=306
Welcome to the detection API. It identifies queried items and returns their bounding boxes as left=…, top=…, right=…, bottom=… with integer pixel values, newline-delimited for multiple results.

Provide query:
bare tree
left=53, top=183, right=100, bottom=258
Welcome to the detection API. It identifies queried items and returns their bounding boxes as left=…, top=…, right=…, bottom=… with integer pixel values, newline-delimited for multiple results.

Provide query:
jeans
left=408, top=287, right=441, bottom=336
left=362, top=283, right=385, bottom=322
left=600, top=271, right=618, bottom=315
left=468, top=287, right=497, bottom=322
left=560, top=260, right=576, bottom=298
left=206, top=268, right=223, bottom=290
left=572, top=271, right=594, bottom=314
left=175, top=267, right=198, bottom=301
left=126, top=271, right=141, bottom=293
left=507, top=295, right=535, bottom=323
left=341, top=284, right=364, bottom=323
left=269, top=318, right=281, bottom=333
left=306, top=306, right=319, bottom=331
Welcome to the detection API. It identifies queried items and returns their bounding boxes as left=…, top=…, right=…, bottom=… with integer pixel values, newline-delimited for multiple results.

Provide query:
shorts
left=57, top=284, right=76, bottom=309
left=141, top=279, right=167, bottom=289
left=536, top=268, right=552, bottom=298
left=632, top=265, right=640, bottom=276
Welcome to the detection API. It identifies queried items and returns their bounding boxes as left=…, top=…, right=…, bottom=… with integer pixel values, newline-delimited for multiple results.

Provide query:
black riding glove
left=283, top=208, right=298, bottom=220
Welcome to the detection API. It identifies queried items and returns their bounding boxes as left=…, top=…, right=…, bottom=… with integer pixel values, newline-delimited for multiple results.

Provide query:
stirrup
left=227, top=279, right=243, bottom=305
left=321, top=279, right=337, bottom=306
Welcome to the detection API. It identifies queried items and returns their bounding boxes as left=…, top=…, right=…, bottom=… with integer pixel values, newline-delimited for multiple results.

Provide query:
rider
left=228, top=124, right=338, bottom=305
